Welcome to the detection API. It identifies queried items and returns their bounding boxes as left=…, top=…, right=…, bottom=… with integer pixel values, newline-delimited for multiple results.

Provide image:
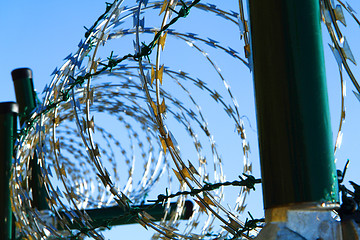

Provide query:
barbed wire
left=148, top=174, right=260, bottom=205
left=10, top=0, right=360, bottom=239
left=63, top=174, right=260, bottom=239
left=12, top=1, right=255, bottom=239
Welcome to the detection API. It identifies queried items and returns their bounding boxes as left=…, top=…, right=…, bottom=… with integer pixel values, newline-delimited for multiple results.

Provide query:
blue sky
left=1, top=1, right=360, bottom=239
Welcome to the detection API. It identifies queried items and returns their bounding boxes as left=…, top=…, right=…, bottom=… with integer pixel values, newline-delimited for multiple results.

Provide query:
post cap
left=11, top=68, right=33, bottom=81
left=0, top=102, right=19, bottom=115
left=183, top=200, right=194, bottom=219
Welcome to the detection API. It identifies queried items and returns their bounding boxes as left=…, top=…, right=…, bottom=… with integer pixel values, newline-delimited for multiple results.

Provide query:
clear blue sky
left=1, top=1, right=360, bottom=239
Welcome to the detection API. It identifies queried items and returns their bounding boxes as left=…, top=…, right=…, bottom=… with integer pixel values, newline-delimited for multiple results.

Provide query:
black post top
left=11, top=68, right=33, bottom=81
left=0, top=102, right=19, bottom=115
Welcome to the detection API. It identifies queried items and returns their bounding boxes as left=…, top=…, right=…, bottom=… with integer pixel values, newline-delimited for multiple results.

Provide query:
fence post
left=247, top=0, right=340, bottom=238
left=0, top=102, right=18, bottom=240
left=11, top=68, right=49, bottom=210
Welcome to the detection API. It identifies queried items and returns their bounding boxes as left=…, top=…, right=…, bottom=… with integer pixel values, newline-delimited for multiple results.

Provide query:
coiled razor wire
left=10, top=0, right=360, bottom=239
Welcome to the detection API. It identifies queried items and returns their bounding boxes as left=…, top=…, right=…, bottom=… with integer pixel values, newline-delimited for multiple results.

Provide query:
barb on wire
left=148, top=174, right=261, bottom=205
left=225, top=212, right=265, bottom=239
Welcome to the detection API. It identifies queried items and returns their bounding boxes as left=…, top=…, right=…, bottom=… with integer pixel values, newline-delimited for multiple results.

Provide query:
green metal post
left=248, top=0, right=338, bottom=210
left=0, top=102, right=18, bottom=240
left=11, top=68, right=49, bottom=211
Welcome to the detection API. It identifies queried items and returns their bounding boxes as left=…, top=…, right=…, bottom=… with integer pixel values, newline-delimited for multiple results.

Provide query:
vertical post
left=0, top=102, right=18, bottom=240
left=11, top=68, right=49, bottom=211
left=11, top=68, right=37, bottom=125
left=248, top=0, right=339, bottom=225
